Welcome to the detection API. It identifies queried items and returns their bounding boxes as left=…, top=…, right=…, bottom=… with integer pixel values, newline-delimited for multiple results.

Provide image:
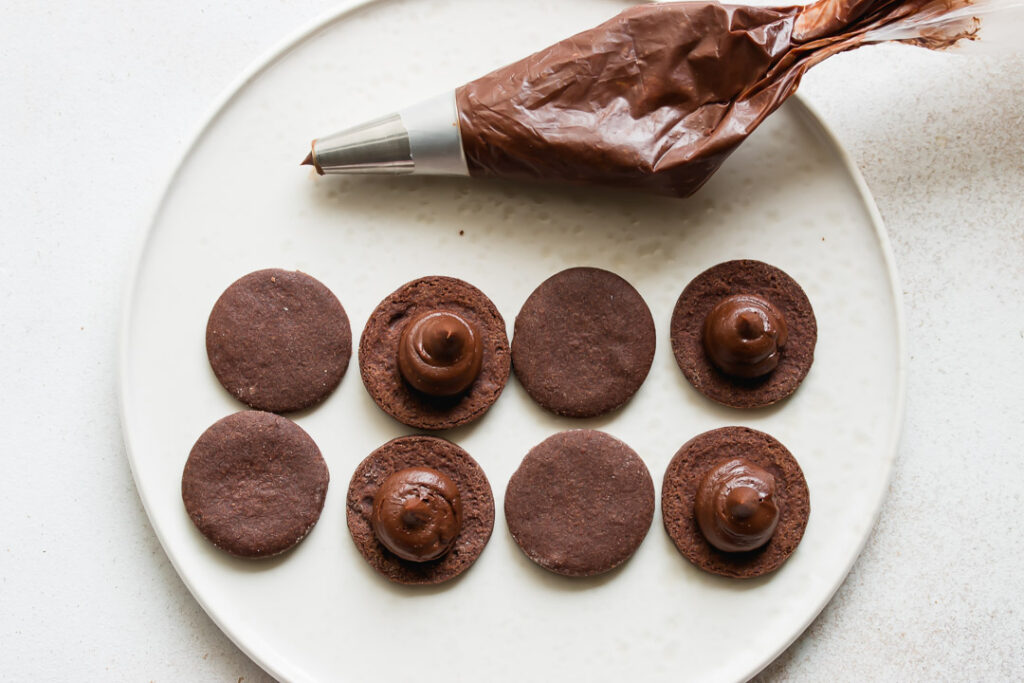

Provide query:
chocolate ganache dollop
left=695, top=458, right=779, bottom=552
left=398, top=310, right=484, bottom=396
left=702, top=294, right=788, bottom=378
left=371, top=467, right=463, bottom=562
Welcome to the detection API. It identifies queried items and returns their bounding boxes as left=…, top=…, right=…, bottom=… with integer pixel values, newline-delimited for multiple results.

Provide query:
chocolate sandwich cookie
left=346, top=435, right=495, bottom=585
left=182, top=411, right=329, bottom=558
left=512, top=267, right=656, bottom=418
left=505, top=430, right=655, bottom=577
left=359, top=276, right=510, bottom=430
left=670, top=260, right=816, bottom=409
left=206, top=268, right=351, bottom=413
left=661, top=426, right=809, bottom=578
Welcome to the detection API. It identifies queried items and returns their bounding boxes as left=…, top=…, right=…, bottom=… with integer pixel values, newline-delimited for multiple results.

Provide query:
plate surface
left=120, top=0, right=906, bottom=680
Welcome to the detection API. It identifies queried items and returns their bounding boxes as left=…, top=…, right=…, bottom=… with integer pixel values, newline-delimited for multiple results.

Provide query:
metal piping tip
left=309, top=113, right=413, bottom=175
left=300, top=91, right=468, bottom=178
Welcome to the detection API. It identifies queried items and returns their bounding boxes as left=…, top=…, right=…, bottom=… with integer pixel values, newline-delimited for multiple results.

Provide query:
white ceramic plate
left=120, top=0, right=906, bottom=681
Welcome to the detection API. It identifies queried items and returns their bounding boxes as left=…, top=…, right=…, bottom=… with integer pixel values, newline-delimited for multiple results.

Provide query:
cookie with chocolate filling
left=346, top=435, right=495, bottom=585
left=206, top=268, right=351, bottom=413
left=359, top=276, right=510, bottom=430
left=661, top=426, right=809, bottom=578
left=512, top=267, right=656, bottom=418
left=670, top=260, right=816, bottom=409
left=182, top=411, right=329, bottom=558
left=505, top=430, right=655, bottom=577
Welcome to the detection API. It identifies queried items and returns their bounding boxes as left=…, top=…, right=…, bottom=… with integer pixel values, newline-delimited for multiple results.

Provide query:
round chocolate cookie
left=670, top=260, right=816, bottom=409
left=505, top=430, right=655, bottom=577
left=206, top=268, right=352, bottom=413
left=346, top=435, right=495, bottom=585
left=661, top=426, right=810, bottom=578
left=512, top=267, right=655, bottom=418
left=359, top=276, right=510, bottom=430
left=182, top=411, right=329, bottom=558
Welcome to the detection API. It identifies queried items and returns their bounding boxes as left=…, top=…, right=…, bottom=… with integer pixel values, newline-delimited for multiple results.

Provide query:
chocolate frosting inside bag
left=455, top=0, right=979, bottom=196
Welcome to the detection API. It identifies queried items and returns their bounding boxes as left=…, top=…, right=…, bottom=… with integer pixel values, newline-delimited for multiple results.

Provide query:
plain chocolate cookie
left=512, top=267, right=656, bottom=418
left=359, top=276, right=511, bottom=430
left=661, top=426, right=810, bottom=578
left=206, top=268, right=352, bottom=413
left=346, top=435, right=495, bottom=585
left=505, top=430, right=655, bottom=577
left=670, top=260, right=816, bottom=409
left=182, top=411, right=329, bottom=558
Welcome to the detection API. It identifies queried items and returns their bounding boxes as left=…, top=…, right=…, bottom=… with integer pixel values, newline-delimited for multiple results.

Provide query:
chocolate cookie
left=346, top=435, right=495, bottom=585
left=670, top=260, right=816, bottom=409
left=359, top=276, right=510, bottom=430
left=512, top=267, right=656, bottom=418
left=661, top=426, right=810, bottom=578
left=181, top=411, right=329, bottom=558
left=504, top=430, right=655, bottom=577
left=206, top=268, right=352, bottom=413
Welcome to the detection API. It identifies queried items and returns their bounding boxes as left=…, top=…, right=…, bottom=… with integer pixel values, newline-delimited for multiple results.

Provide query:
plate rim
left=116, top=2, right=909, bottom=680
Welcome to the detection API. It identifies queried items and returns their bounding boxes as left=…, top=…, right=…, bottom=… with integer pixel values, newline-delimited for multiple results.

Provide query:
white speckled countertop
left=1, top=1, right=1021, bottom=681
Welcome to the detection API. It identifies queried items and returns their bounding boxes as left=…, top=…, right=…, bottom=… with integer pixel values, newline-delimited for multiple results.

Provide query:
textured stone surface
left=1, top=1, right=1022, bottom=682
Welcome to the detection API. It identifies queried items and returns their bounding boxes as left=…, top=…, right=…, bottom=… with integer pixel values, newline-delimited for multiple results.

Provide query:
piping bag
left=302, top=0, right=1017, bottom=197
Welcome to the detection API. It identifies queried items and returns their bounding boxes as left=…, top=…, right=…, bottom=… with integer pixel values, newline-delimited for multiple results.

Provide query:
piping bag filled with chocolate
left=301, top=0, right=1004, bottom=197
